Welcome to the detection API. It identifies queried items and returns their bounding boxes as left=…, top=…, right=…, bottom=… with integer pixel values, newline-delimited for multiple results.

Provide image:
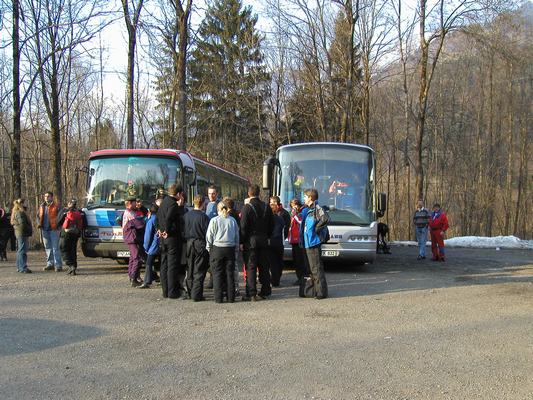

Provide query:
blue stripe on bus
left=95, top=210, right=119, bottom=227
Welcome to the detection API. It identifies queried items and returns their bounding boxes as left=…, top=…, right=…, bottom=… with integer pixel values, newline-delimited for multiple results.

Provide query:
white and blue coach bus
left=263, top=142, right=386, bottom=264
left=81, top=149, right=249, bottom=260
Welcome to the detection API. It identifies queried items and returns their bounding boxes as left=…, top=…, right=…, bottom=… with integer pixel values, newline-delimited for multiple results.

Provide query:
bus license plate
left=322, top=250, right=339, bottom=257
left=117, top=251, right=130, bottom=257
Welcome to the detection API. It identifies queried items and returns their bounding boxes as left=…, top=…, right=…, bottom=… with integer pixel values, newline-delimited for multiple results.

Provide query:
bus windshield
left=86, top=156, right=181, bottom=207
left=277, top=145, right=374, bottom=225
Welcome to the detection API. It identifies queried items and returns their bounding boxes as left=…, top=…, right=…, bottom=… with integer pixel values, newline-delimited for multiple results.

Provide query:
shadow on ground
left=0, top=318, right=104, bottom=357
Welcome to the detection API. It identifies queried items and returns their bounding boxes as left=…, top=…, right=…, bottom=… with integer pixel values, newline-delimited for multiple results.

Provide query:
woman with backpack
left=300, top=189, right=330, bottom=299
left=59, top=199, right=84, bottom=275
left=10, top=198, right=33, bottom=273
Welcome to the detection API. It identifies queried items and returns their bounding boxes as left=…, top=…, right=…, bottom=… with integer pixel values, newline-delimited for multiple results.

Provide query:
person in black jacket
left=0, top=206, right=12, bottom=261
left=156, top=184, right=184, bottom=299
left=183, top=194, right=210, bottom=301
left=240, top=184, right=273, bottom=301
left=268, top=196, right=290, bottom=287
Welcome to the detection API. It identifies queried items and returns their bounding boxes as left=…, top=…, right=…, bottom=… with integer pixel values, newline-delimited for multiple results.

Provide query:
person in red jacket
left=428, top=203, right=449, bottom=262
left=59, top=199, right=85, bottom=275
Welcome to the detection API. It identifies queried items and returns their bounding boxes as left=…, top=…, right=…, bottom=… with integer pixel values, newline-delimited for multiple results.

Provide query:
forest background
left=0, top=0, right=531, bottom=241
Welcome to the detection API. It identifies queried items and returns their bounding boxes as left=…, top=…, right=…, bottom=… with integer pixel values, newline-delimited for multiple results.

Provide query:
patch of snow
left=392, top=236, right=533, bottom=250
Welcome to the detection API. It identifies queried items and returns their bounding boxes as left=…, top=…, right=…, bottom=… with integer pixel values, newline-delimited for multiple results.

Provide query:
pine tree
left=188, top=0, right=269, bottom=168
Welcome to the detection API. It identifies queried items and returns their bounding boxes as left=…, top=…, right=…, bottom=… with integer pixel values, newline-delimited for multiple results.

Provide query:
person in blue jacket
left=300, top=188, right=330, bottom=299
left=139, top=203, right=160, bottom=289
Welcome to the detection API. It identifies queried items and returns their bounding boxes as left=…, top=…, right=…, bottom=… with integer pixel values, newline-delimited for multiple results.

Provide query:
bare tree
left=12, top=0, right=22, bottom=199
left=121, top=0, right=144, bottom=149
left=22, top=0, right=110, bottom=203
left=148, top=0, right=192, bottom=149
left=413, top=0, right=496, bottom=200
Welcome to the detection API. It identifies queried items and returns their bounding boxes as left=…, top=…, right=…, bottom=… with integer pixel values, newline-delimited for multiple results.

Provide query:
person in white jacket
left=206, top=201, right=240, bottom=303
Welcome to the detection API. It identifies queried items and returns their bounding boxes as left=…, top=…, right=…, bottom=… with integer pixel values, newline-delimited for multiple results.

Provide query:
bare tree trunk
left=122, top=0, right=145, bottom=149
left=504, top=64, right=514, bottom=235
left=12, top=0, right=22, bottom=199
left=176, top=0, right=192, bottom=151
left=339, top=0, right=359, bottom=143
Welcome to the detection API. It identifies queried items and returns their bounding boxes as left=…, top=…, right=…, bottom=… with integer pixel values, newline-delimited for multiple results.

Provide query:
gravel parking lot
left=1, top=246, right=532, bottom=400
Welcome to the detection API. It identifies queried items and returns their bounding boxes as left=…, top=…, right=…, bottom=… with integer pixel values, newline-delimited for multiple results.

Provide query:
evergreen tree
left=188, top=0, right=269, bottom=168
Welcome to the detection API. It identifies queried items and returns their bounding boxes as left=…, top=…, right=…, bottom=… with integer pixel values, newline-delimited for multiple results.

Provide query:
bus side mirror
left=263, top=157, right=276, bottom=192
left=377, top=192, right=387, bottom=218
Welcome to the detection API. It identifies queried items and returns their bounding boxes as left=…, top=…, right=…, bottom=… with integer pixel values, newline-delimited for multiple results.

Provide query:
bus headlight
left=84, top=228, right=99, bottom=238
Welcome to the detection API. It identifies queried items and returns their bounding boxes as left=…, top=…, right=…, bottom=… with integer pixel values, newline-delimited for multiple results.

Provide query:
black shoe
left=138, top=283, right=150, bottom=289
left=417, top=255, right=423, bottom=260
left=193, top=297, right=206, bottom=302
left=241, top=296, right=252, bottom=302
left=21, top=268, right=32, bottom=274
left=131, top=279, right=142, bottom=287
left=315, top=295, right=326, bottom=300
left=43, top=265, right=54, bottom=271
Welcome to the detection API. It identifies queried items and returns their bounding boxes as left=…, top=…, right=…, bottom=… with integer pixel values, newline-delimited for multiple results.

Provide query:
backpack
left=313, top=204, right=330, bottom=244
left=318, top=225, right=330, bottom=244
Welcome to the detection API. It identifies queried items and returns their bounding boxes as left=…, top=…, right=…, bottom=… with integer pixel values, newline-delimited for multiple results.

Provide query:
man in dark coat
left=240, top=184, right=273, bottom=301
left=268, top=196, right=290, bottom=287
left=156, top=184, right=184, bottom=298
left=183, top=194, right=210, bottom=301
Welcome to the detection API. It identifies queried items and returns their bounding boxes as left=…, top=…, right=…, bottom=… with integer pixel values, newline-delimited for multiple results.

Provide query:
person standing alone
left=38, top=191, right=62, bottom=271
left=413, top=200, right=430, bottom=260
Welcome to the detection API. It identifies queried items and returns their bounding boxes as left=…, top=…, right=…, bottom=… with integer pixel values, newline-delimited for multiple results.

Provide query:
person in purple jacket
left=122, top=196, right=145, bottom=287
left=139, top=203, right=160, bottom=289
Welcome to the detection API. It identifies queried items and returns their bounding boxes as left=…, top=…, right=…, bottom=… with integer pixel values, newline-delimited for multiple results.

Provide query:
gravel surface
left=1, top=246, right=532, bottom=400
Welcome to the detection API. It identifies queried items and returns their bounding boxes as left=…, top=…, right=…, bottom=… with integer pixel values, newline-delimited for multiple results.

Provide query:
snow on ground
left=392, top=236, right=533, bottom=250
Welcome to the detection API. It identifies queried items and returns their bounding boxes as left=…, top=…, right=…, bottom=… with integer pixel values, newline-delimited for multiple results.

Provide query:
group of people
left=1, top=192, right=85, bottom=275
left=413, top=200, right=449, bottom=261
left=123, top=184, right=330, bottom=303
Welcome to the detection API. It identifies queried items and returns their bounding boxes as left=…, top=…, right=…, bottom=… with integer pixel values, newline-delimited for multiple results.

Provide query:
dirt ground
left=1, top=246, right=532, bottom=400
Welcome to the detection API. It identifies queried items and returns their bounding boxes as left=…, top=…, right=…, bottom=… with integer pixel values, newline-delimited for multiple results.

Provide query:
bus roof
left=89, top=149, right=249, bottom=182
left=89, top=149, right=182, bottom=159
left=277, top=142, right=374, bottom=153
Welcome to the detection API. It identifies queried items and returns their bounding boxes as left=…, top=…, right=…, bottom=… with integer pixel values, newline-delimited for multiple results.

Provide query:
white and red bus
left=81, top=149, right=249, bottom=260
left=263, top=142, right=386, bottom=264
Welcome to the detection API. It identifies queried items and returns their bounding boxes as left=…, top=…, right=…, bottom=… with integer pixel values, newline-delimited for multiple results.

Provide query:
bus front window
left=86, top=156, right=181, bottom=206
left=277, top=145, right=374, bottom=225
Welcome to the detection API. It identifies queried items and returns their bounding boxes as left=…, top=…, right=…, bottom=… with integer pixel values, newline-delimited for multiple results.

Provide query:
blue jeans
left=143, top=254, right=156, bottom=284
left=42, top=229, right=62, bottom=268
left=415, top=227, right=428, bottom=257
left=16, top=236, right=28, bottom=272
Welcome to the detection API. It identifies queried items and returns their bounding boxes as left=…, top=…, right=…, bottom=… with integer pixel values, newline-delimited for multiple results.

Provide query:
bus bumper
left=82, top=240, right=129, bottom=259
left=283, top=241, right=377, bottom=264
